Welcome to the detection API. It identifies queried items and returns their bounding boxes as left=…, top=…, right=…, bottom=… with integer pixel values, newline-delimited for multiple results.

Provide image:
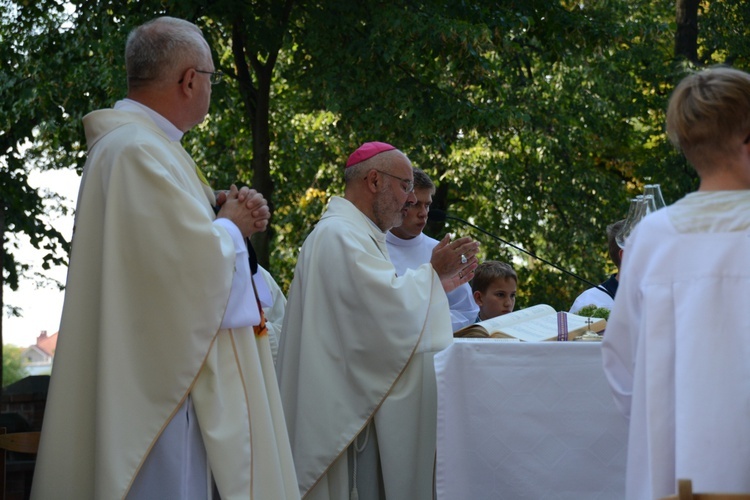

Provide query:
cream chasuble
left=31, top=109, right=298, bottom=499
left=277, top=196, right=453, bottom=499
left=602, top=192, right=750, bottom=499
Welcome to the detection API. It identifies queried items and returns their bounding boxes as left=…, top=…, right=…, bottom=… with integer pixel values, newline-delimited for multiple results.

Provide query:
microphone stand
left=431, top=210, right=605, bottom=291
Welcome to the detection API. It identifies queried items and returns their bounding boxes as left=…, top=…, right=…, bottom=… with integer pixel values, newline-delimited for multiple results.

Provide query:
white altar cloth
left=435, top=339, right=627, bottom=499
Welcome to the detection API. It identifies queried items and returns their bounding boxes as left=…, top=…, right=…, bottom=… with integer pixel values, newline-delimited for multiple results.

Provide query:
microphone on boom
left=428, top=209, right=603, bottom=291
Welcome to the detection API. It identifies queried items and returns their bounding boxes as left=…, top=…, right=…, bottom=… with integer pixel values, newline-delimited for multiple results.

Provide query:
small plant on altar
left=576, top=305, right=611, bottom=321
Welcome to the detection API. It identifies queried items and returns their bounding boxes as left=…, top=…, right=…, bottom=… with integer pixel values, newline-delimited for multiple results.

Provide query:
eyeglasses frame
left=178, top=68, right=224, bottom=85
left=369, top=169, right=414, bottom=193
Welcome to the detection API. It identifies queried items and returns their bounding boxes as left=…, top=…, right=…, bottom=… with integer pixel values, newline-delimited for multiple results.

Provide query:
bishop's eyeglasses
left=371, top=169, right=414, bottom=193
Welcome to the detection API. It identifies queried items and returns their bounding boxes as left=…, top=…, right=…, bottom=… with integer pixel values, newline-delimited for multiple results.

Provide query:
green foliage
left=0, top=0, right=73, bottom=294
left=3, top=344, right=27, bottom=387
left=279, top=0, right=696, bottom=308
left=2, top=0, right=748, bottom=310
left=698, top=1, right=750, bottom=66
left=576, top=304, right=611, bottom=321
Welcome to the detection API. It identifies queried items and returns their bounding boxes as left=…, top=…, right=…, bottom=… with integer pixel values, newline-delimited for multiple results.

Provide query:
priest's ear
left=364, top=169, right=381, bottom=192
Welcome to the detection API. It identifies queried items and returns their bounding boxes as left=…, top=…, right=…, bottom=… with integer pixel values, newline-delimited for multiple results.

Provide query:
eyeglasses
left=370, top=169, right=414, bottom=193
left=195, top=69, right=223, bottom=85
left=178, top=69, right=224, bottom=85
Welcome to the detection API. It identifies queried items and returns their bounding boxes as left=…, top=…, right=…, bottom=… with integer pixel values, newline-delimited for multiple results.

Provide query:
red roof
left=35, top=331, right=58, bottom=357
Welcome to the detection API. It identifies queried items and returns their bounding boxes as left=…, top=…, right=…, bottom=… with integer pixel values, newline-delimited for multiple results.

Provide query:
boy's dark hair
left=471, top=260, right=517, bottom=293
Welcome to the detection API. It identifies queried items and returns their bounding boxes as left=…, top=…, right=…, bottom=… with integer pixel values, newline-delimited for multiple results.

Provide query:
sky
left=4, top=168, right=80, bottom=348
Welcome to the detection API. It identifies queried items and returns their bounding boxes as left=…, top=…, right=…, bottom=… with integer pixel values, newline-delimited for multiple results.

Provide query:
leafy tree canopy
left=3, top=344, right=27, bottom=387
left=2, top=0, right=747, bottom=319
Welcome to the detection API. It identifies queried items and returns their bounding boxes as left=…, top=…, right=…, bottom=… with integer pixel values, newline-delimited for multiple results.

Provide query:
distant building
left=21, top=331, right=57, bottom=376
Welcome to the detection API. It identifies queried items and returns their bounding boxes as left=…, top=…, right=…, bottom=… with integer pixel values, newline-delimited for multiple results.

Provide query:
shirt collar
left=114, top=98, right=184, bottom=142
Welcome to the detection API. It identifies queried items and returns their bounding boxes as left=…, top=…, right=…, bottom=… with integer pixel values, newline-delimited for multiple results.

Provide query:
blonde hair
left=666, top=66, right=750, bottom=171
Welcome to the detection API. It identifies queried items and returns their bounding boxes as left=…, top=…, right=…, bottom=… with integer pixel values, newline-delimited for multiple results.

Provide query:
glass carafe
left=616, top=196, right=649, bottom=249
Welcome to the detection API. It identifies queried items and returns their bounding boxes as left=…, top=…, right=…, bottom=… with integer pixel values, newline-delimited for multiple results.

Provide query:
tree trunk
left=675, top=0, right=699, bottom=63
left=250, top=67, right=274, bottom=269
left=231, top=8, right=293, bottom=269
left=1, top=201, right=5, bottom=394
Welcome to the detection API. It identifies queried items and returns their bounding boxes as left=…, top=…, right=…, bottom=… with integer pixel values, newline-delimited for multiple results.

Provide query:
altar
left=434, top=339, right=628, bottom=499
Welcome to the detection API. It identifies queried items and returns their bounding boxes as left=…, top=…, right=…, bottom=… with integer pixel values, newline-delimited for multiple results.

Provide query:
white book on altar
left=453, top=304, right=606, bottom=342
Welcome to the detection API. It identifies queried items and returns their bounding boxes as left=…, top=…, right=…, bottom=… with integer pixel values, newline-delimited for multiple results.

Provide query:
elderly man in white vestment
left=31, top=16, right=299, bottom=499
left=277, top=142, right=480, bottom=500
left=386, top=168, right=478, bottom=332
left=602, top=66, right=750, bottom=500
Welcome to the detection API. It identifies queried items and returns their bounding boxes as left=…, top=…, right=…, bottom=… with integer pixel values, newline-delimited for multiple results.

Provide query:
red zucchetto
left=345, top=142, right=397, bottom=168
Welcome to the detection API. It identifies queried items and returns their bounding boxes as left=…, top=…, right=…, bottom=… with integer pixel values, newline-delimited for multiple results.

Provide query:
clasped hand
left=215, top=184, right=270, bottom=237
